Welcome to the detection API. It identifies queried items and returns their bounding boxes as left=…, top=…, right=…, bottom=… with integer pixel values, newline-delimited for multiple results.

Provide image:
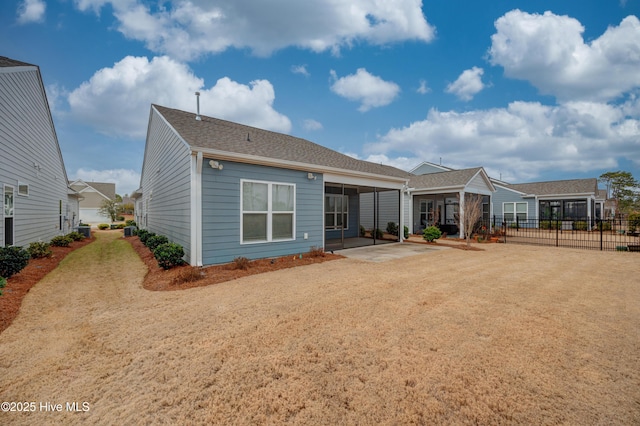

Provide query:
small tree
left=457, top=193, right=484, bottom=247
left=599, top=171, right=640, bottom=217
left=98, top=199, right=119, bottom=223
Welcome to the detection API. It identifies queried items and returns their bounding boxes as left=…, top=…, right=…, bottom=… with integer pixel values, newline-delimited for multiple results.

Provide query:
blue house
left=134, top=105, right=410, bottom=266
left=491, top=178, right=605, bottom=223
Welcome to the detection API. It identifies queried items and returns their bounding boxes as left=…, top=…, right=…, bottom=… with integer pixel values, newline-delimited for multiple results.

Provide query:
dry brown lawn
left=0, top=231, right=639, bottom=424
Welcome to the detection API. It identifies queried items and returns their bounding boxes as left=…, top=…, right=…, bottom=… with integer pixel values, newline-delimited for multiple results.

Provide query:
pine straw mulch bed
left=0, top=236, right=95, bottom=334
left=127, top=236, right=344, bottom=292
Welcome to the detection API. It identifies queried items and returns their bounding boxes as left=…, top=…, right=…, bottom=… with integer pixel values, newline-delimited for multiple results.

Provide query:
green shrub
left=66, top=231, right=85, bottom=241
left=27, top=241, right=52, bottom=259
left=98, top=223, right=109, bottom=230
left=115, top=223, right=125, bottom=229
left=359, top=225, right=366, bottom=237
left=0, top=276, right=6, bottom=296
left=540, top=220, right=560, bottom=230
left=116, top=216, right=125, bottom=221
left=153, top=242, right=185, bottom=270
left=386, top=222, right=398, bottom=236
left=572, top=221, right=588, bottom=231
left=138, top=230, right=155, bottom=245
left=372, top=228, right=384, bottom=239
left=0, top=246, right=30, bottom=279
left=51, top=235, right=73, bottom=247
left=125, top=219, right=137, bottom=227
left=422, top=226, right=442, bottom=242
left=404, top=225, right=409, bottom=239
left=146, top=234, right=169, bottom=252
left=598, top=221, right=612, bottom=231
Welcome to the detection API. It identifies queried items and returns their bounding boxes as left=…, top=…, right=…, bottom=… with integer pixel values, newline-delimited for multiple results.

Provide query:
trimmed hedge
left=28, top=241, right=52, bottom=259
left=51, top=235, right=73, bottom=247
left=146, top=235, right=169, bottom=251
left=0, top=246, right=30, bottom=279
left=154, top=243, right=185, bottom=270
left=423, top=226, right=442, bottom=242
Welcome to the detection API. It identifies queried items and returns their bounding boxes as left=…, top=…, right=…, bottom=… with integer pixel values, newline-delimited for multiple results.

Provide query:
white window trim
left=325, top=194, right=349, bottom=231
left=17, top=182, right=29, bottom=197
left=240, top=179, right=296, bottom=244
left=503, top=201, right=528, bottom=221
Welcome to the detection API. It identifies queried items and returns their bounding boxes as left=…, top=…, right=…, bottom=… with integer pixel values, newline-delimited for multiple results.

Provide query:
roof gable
left=153, top=105, right=410, bottom=180
left=409, top=167, right=494, bottom=192
left=506, top=178, right=598, bottom=196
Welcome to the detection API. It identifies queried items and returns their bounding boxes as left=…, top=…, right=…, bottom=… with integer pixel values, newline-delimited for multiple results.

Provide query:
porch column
left=458, top=190, right=465, bottom=239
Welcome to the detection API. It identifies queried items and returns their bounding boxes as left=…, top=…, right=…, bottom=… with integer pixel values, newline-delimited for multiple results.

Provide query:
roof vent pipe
left=195, top=91, right=202, bottom=121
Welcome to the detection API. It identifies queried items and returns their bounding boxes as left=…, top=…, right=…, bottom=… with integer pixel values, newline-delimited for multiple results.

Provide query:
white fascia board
left=323, top=172, right=406, bottom=189
left=494, top=183, right=527, bottom=195
left=408, top=185, right=465, bottom=195
left=536, top=193, right=596, bottom=199
left=473, top=169, right=497, bottom=192
left=193, top=147, right=408, bottom=187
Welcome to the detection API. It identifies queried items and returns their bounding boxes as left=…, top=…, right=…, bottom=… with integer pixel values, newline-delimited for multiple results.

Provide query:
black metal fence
left=480, top=216, right=640, bottom=252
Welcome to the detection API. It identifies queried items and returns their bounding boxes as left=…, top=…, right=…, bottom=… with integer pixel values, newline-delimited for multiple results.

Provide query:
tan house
left=69, top=180, right=116, bottom=223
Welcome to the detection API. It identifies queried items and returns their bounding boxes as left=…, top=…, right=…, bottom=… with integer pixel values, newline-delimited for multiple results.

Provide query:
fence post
left=502, top=221, right=507, bottom=244
left=555, top=218, right=559, bottom=247
left=599, top=219, right=603, bottom=251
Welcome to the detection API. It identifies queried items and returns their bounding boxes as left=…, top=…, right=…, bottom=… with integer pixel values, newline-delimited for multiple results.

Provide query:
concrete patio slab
left=337, top=242, right=449, bottom=262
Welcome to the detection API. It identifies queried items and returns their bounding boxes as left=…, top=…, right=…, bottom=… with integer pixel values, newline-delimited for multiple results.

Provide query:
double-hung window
left=325, top=194, right=348, bottom=230
left=504, top=202, right=527, bottom=222
left=241, top=180, right=295, bottom=243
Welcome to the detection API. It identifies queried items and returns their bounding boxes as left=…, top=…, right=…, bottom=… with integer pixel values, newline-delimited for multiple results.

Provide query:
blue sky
left=2, top=0, right=639, bottom=195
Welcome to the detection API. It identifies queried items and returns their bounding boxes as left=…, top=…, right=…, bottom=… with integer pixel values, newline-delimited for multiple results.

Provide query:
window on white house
left=325, top=194, right=348, bottom=230
left=504, top=202, right=527, bottom=222
left=18, top=183, right=29, bottom=196
left=241, top=180, right=295, bottom=243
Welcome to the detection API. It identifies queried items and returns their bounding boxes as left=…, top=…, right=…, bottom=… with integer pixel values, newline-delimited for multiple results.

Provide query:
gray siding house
left=491, top=178, right=604, bottom=222
left=406, top=167, right=495, bottom=237
left=69, top=180, right=116, bottom=223
left=0, top=56, right=79, bottom=247
left=135, top=105, right=410, bottom=266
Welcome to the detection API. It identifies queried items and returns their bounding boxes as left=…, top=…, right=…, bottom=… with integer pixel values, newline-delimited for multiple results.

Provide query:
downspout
left=191, top=151, right=203, bottom=266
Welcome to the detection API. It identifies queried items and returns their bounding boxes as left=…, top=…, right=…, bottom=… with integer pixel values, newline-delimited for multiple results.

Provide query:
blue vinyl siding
left=201, top=160, right=324, bottom=265
left=491, top=185, right=535, bottom=219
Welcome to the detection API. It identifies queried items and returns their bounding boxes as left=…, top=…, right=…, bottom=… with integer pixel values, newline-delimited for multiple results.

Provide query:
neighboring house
left=134, top=105, right=410, bottom=266
left=0, top=56, right=79, bottom=247
left=69, top=180, right=116, bottom=223
left=405, top=167, right=495, bottom=237
left=491, top=178, right=604, bottom=223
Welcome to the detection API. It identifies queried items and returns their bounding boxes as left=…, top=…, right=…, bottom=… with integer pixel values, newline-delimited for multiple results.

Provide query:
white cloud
left=17, top=0, right=46, bottom=24
left=417, top=79, right=431, bottom=95
left=330, top=68, right=400, bottom=112
left=489, top=10, right=640, bottom=102
left=302, top=119, right=323, bottom=131
left=72, top=168, right=141, bottom=196
left=66, top=55, right=291, bottom=138
left=72, top=0, right=435, bottom=60
left=365, top=101, right=640, bottom=181
left=445, top=67, right=485, bottom=101
left=291, top=65, right=310, bottom=77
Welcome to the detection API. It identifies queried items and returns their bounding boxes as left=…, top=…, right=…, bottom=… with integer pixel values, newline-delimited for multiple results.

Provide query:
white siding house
left=0, top=56, right=78, bottom=247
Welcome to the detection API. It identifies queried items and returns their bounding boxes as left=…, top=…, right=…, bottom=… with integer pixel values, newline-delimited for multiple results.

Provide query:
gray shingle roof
left=0, top=56, right=35, bottom=68
left=408, top=167, right=484, bottom=189
left=506, top=178, right=598, bottom=196
left=154, top=105, right=410, bottom=179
